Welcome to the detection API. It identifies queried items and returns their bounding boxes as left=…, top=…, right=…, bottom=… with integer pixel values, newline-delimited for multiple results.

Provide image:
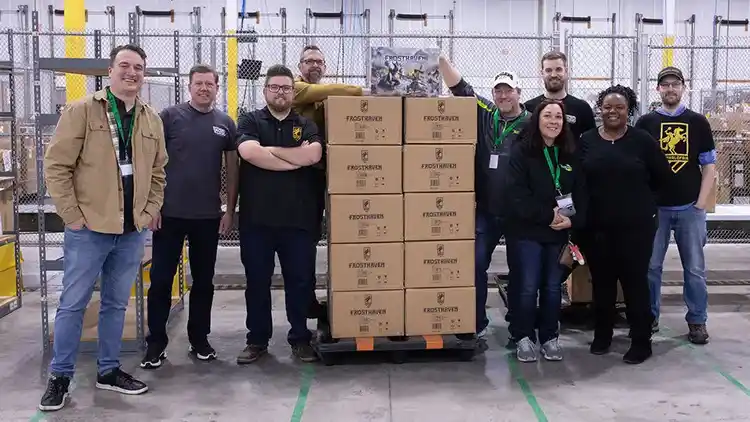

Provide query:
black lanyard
left=106, top=88, right=136, bottom=150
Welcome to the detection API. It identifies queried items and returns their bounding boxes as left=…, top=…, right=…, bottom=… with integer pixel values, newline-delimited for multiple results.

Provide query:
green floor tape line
left=506, top=353, right=549, bottom=422
left=661, top=326, right=750, bottom=397
left=290, top=365, right=315, bottom=422
left=28, top=411, right=46, bottom=422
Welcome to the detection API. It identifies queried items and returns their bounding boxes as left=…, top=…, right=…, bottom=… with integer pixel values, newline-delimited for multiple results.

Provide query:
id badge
left=556, top=193, right=576, bottom=217
left=119, top=163, right=133, bottom=176
left=489, top=154, right=499, bottom=169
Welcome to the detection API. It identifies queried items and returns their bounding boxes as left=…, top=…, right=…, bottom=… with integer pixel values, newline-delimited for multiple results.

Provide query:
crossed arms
left=236, top=113, right=323, bottom=171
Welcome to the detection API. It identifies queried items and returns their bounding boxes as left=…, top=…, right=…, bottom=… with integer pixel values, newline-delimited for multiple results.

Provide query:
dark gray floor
left=2, top=287, right=750, bottom=421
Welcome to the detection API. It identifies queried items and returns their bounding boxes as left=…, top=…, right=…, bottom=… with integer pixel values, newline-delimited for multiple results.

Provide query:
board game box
left=370, top=47, right=441, bottom=97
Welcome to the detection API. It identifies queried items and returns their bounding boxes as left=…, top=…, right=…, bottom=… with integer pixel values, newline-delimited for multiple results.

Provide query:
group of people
left=37, top=42, right=714, bottom=413
left=439, top=52, right=714, bottom=365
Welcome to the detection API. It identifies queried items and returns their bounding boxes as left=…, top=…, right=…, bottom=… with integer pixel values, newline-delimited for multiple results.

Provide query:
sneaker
left=292, top=343, right=319, bottom=363
left=95, top=368, right=148, bottom=395
left=140, top=345, right=167, bottom=369
left=189, top=342, right=218, bottom=361
left=652, top=319, right=660, bottom=334
left=38, top=376, right=71, bottom=411
left=237, top=344, right=268, bottom=365
left=516, top=337, right=538, bottom=363
left=541, top=338, right=563, bottom=361
left=477, top=327, right=488, bottom=339
left=688, top=324, right=709, bottom=345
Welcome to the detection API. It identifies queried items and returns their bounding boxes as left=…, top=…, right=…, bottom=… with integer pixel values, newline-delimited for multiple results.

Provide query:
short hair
left=265, top=64, right=294, bottom=85
left=300, top=45, right=323, bottom=61
left=541, top=51, right=567, bottom=67
left=596, top=84, right=639, bottom=117
left=189, top=64, right=219, bottom=84
left=109, top=44, right=147, bottom=66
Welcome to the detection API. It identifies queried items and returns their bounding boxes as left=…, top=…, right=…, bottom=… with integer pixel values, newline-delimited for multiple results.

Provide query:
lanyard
left=543, top=146, right=561, bottom=191
left=106, top=88, right=136, bottom=150
left=493, top=109, right=526, bottom=148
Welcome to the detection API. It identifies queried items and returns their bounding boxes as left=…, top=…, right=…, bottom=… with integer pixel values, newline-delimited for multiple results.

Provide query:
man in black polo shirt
left=635, top=66, right=716, bottom=345
left=235, top=64, right=323, bottom=364
left=437, top=55, right=530, bottom=339
left=140, top=64, right=239, bottom=369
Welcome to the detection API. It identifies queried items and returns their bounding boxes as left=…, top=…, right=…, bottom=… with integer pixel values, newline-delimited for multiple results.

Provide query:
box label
left=328, top=194, right=404, bottom=243
left=325, top=96, right=403, bottom=145
left=404, top=240, right=474, bottom=288
left=330, top=290, right=405, bottom=338
left=327, top=146, right=403, bottom=194
left=404, top=192, right=475, bottom=241
left=329, top=243, right=404, bottom=291
left=403, top=144, right=475, bottom=192
left=404, top=97, right=477, bottom=143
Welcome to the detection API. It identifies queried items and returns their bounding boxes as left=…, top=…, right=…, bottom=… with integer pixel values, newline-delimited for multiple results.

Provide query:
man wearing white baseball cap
left=438, top=55, right=529, bottom=341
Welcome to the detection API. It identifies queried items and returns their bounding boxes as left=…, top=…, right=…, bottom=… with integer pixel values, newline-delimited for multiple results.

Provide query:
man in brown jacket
left=293, top=45, right=365, bottom=319
left=39, top=44, right=168, bottom=412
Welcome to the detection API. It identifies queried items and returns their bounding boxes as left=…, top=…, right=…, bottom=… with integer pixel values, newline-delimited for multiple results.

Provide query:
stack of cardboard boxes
left=324, top=95, right=478, bottom=339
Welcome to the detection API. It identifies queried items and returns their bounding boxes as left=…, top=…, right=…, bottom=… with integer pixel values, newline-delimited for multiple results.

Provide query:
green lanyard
left=543, top=146, right=561, bottom=191
left=106, top=88, right=136, bottom=150
left=493, top=109, right=527, bottom=148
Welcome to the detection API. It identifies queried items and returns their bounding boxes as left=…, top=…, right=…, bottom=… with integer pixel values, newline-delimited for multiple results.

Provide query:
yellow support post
left=662, top=35, right=675, bottom=68
left=227, top=32, right=239, bottom=122
left=64, top=0, right=87, bottom=102
left=662, top=0, right=676, bottom=69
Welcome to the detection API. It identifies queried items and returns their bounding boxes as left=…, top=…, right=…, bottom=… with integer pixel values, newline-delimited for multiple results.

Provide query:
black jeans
left=240, top=224, right=316, bottom=347
left=475, top=210, right=504, bottom=333
left=584, top=223, right=657, bottom=342
left=146, top=216, right=221, bottom=349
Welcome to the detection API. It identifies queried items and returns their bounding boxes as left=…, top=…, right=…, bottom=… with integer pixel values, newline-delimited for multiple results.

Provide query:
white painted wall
left=1, top=0, right=749, bottom=112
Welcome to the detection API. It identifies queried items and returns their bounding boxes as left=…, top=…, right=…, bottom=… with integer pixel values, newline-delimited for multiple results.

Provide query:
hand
left=550, top=215, right=572, bottom=231
left=362, top=88, right=371, bottom=96
left=66, top=218, right=85, bottom=231
left=694, top=201, right=706, bottom=210
left=219, top=212, right=234, bottom=236
left=147, top=211, right=162, bottom=231
left=551, top=207, right=564, bottom=225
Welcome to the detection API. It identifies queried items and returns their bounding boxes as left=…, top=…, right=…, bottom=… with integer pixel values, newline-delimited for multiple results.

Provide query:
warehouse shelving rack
left=33, top=10, right=186, bottom=353
left=0, top=29, right=24, bottom=321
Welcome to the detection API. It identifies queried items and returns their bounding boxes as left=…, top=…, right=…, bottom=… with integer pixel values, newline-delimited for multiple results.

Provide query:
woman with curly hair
left=578, top=85, right=671, bottom=364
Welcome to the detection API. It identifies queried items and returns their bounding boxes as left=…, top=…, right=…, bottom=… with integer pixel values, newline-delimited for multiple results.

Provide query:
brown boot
left=688, top=324, right=709, bottom=345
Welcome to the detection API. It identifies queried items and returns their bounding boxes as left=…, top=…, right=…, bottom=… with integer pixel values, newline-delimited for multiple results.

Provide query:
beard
left=305, top=69, right=322, bottom=83
left=267, top=99, right=290, bottom=113
left=544, top=78, right=564, bottom=93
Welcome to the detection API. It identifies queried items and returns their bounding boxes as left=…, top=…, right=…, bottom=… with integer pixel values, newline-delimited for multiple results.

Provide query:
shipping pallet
left=313, top=302, right=478, bottom=366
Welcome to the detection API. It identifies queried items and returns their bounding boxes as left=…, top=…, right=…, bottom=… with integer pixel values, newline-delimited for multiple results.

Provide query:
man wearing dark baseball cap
left=634, top=65, right=716, bottom=345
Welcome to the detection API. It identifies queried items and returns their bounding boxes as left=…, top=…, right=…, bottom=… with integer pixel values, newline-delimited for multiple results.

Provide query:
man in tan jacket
left=293, top=45, right=365, bottom=319
left=39, top=44, right=168, bottom=412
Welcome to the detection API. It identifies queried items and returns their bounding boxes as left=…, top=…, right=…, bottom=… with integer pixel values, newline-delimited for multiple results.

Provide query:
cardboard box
left=402, top=144, right=475, bottom=193
left=329, top=290, right=405, bottom=338
left=405, top=287, right=475, bottom=336
left=369, top=46, right=441, bottom=97
left=325, top=96, right=403, bottom=145
left=329, top=242, right=405, bottom=291
left=566, top=265, right=623, bottom=303
left=403, top=192, right=475, bottom=241
left=327, top=145, right=403, bottom=194
left=404, top=97, right=477, bottom=143
left=327, top=194, right=404, bottom=244
left=404, top=240, right=474, bottom=288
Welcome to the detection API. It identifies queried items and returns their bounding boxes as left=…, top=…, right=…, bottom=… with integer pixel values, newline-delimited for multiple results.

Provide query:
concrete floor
left=2, top=284, right=750, bottom=421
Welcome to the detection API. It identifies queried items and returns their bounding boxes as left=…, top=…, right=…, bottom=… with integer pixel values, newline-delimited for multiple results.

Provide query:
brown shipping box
left=404, top=192, right=475, bottom=241
left=404, top=240, right=474, bottom=288
left=330, top=290, right=405, bottom=338
left=329, top=242, right=405, bottom=291
left=405, top=287, right=475, bottom=336
left=402, top=144, right=475, bottom=193
left=566, top=265, right=624, bottom=303
left=327, top=194, right=404, bottom=244
left=404, top=97, right=477, bottom=143
left=327, top=145, right=403, bottom=194
left=325, top=96, right=403, bottom=145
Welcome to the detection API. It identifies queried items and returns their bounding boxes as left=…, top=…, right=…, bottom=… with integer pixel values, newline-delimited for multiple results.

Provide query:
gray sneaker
left=541, top=338, right=563, bottom=361
left=688, top=324, right=709, bottom=345
left=516, top=337, right=538, bottom=363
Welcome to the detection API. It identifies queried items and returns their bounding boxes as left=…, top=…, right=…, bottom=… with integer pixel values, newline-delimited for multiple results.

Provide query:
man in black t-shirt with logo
left=235, top=64, right=324, bottom=364
left=635, top=66, right=716, bottom=345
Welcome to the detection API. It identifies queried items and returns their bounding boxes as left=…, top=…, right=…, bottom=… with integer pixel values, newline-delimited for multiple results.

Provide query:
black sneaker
left=237, top=344, right=268, bottom=365
left=292, top=343, right=319, bottom=363
left=95, top=368, right=148, bottom=395
left=140, top=345, right=167, bottom=369
left=189, top=342, right=217, bottom=361
left=39, top=376, right=71, bottom=411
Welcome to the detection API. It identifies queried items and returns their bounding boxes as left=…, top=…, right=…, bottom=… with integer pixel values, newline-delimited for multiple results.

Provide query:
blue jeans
left=49, top=227, right=147, bottom=378
left=648, top=206, right=708, bottom=324
left=507, top=239, right=566, bottom=344
left=475, top=210, right=504, bottom=333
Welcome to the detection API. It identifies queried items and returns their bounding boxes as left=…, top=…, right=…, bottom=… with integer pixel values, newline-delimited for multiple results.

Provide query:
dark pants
left=585, top=224, right=656, bottom=342
left=240, top=224, right=316, bottom=347
left=146, top=216, right=221, bottom=349
left=475, top=210, right=505, bottom=333
left=506, top=238, right=566, bottom=344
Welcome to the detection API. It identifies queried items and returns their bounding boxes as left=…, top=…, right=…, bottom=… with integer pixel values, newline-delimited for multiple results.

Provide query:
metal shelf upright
left=0, top=29, right=23, bottom=320
left=33, top=10, right=184, bottom=353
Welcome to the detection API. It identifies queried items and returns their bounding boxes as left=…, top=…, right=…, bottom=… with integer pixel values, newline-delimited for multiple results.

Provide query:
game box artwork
left=370, top=47, right=441, bottom=97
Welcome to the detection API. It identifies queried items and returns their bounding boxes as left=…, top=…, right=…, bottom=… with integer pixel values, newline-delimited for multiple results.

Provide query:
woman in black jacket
left=505, top=99, right=588, bottom=363
left=578, top=85, right=670, bottom=365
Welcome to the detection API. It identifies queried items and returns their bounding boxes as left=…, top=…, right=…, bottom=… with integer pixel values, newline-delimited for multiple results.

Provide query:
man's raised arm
left=293, top=79, right=364, bottom=106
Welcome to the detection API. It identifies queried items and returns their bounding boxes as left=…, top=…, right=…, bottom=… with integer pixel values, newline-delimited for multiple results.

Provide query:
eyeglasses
left=266, top=84, right=294, bottom=94
left=659, top=81, right=683, bottom=88
left=301, top=59, right=325, bottom=66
